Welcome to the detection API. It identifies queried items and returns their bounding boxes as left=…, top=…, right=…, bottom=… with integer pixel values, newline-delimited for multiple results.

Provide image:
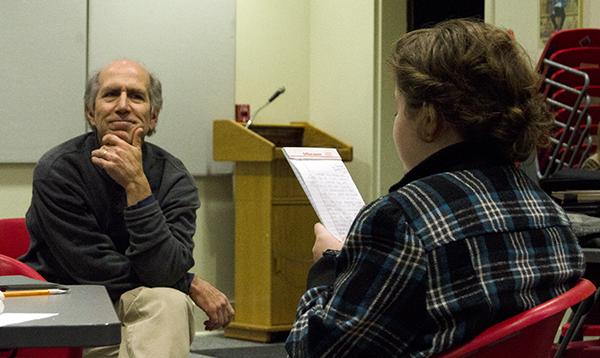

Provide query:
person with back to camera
left=285, top=19, right=585, bottom=357
left=22, top=59, right=234, bottom=357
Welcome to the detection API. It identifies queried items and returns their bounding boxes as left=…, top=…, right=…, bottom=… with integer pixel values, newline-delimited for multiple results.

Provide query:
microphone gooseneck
left=245, top=87, right=286, bottom=129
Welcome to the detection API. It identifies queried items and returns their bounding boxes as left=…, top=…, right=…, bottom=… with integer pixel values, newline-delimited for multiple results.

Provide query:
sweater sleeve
left=26, top=171, right=137, bottom=297
left=123, top=161, right=199, bottom=293
left=285, top=197, right=428, bottom=357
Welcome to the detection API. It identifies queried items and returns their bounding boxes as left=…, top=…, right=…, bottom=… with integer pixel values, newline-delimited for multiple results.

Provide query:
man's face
left=86, top=61, right=157, bottom=144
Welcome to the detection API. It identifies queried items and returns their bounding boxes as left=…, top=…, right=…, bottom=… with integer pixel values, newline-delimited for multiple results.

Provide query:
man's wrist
left=127, top=194, right=155, bottom=209
left=125, top=179, right=152, bottom=206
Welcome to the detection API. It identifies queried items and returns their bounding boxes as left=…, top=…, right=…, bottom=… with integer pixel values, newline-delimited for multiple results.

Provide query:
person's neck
left=404, top=133, right=464, bottom=172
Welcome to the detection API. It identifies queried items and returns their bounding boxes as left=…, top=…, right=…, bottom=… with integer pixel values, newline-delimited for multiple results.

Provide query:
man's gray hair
left=83, top=65, right=163, bottom=136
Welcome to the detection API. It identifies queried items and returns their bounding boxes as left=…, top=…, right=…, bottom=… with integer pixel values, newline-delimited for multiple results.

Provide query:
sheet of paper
left=283, top=147, right=365, bottom=240
left=0, top=313, right=58, bottom=327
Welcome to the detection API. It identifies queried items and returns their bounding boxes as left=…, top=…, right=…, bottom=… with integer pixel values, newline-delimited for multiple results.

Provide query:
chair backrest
left=551, top=67, right=600, bottom=89
left=550, top=47, right=600, bottom=71
left=537, top=58, right=595, bottom=178
left=0, top=218, right=31, bottom=259
left=537, top=28, right=600, bottom=71
left=552, top=86, right=600, bottom=108
left=0, top=254, right=45, bottom=281
left=435, top=279, right=597, bottom=358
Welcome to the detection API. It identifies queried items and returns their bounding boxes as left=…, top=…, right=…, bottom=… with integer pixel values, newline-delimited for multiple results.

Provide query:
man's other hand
left=189, top=276, right=235, bottom=330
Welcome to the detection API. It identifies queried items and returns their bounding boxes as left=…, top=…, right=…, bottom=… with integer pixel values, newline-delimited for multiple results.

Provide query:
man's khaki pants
left=84, top=287, right=195, bottom=358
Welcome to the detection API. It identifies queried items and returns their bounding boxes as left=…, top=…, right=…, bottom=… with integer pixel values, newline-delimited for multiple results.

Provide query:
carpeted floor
left=189, top=332, right=287, bottom=358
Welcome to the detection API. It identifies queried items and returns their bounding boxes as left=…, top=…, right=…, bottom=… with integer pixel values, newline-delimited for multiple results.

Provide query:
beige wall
left=375, top=0, right=408, bottom=196
left=308, top=0, right=376, bottom=199
left=235, top=0, right=310, bottom=124
left=0, top=164, right=33, bottom=217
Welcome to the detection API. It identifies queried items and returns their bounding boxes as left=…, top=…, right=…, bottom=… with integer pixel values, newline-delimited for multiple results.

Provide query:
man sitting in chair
left=22, top=59, right=234, bottom=357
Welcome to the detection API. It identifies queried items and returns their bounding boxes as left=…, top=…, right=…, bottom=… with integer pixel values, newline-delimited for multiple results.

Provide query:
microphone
left=268, top=87, right=286, bottom=102
left=245, top=87, right=286, bottom=129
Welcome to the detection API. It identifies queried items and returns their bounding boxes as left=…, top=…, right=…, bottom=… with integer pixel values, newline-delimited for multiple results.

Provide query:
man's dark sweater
left=22, top=132, right=200, bottom=301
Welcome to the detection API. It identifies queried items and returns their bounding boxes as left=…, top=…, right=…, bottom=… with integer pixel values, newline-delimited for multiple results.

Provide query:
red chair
left=551, top=86, right=600, bottom=108
left=550, top=47, right=600, bottom=71
left=551, top=67, right=600, bottom=89
left=554, top=286, right=600, bottom=358
left=537, top=52, right=597, bottom=178
left=435, top=279, right=597, bottom=358
left=537, top=29, right=600, bottom=71
left=0, top=218, right=30, bottom=259
left=537, top=107, right=595, bottom=175
left=0, top=254, right=44, bottom=280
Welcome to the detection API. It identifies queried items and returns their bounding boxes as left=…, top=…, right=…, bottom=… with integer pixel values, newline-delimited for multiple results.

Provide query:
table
left=583, top=248, right=600, bottom=263
left=0, top=285, right=121, bottom=348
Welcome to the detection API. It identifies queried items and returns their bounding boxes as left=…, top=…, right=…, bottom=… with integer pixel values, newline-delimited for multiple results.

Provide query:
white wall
left=486, top=0, right=540, bottom=58
left=236, top=0, right=376, bottom=199
left=0, top=0, right=86, bottom=163
left=235, top=0, right=310, bottom=124
left=583, top=0, right=600, bottom=28
left=308, top=1, right=376, bottom=199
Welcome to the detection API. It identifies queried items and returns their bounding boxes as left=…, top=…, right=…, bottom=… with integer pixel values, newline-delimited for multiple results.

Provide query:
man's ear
left=149, top=109, right=159, bottom=131
left=85, top=106, right=95, bottom=126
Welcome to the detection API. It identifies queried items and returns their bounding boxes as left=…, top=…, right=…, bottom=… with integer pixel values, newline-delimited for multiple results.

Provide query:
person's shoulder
left=35, top=133, right=92, bottom=177
left=355, top=192, right=410, bottom=231
left=143, top=141, right=192, bottom=176
left=393, top=165, right=571, bottom=234
left=392, top=164, right=554, bottom=210
left=397, top=165, right=533, bottom=199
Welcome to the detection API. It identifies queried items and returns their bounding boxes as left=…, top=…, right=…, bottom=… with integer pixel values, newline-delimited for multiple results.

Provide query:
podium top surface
left=213, top=120, right=352, bottom=162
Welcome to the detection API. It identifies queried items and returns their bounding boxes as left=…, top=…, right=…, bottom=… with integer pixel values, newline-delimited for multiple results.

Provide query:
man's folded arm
left=124, top=171, right=200, bottom=290
left=26, top=177, right=136, bottom=288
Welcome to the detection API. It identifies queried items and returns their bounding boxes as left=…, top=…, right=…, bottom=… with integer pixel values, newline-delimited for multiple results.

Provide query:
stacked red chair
left=536, top=29, right=600, bottom=357
left=536, top=29, right=600, bottom=178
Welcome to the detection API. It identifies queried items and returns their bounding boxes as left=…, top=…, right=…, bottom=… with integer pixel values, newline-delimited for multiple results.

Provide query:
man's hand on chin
left=90, top=127, right=152, bottom=206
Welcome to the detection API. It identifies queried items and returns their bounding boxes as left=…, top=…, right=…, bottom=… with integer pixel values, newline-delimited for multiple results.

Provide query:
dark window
left=407, top=0, right=485, bottom=31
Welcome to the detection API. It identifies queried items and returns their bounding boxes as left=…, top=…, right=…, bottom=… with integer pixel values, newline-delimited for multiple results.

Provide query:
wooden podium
left=213, top=120, right=352, bottom=342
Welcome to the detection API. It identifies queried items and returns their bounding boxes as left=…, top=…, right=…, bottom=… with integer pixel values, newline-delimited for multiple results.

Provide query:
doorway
left=407, top=0, right=485, bottom=31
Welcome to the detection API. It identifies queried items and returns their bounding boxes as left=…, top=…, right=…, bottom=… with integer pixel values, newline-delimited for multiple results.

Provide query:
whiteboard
left=0, top=0, right=87, bottom=163
left=88, top=0, right=235, bottom=175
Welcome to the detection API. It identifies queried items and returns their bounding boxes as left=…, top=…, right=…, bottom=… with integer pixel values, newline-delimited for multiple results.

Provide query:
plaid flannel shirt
left=286, top=143, right=584, bottom=357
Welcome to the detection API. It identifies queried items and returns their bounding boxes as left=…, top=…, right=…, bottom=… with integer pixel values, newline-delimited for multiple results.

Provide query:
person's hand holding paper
left=312, top=223, right=343, bottom=262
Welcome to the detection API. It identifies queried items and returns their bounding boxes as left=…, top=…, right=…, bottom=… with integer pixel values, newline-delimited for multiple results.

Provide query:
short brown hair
left=390, top=19, right=552, bottom=162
